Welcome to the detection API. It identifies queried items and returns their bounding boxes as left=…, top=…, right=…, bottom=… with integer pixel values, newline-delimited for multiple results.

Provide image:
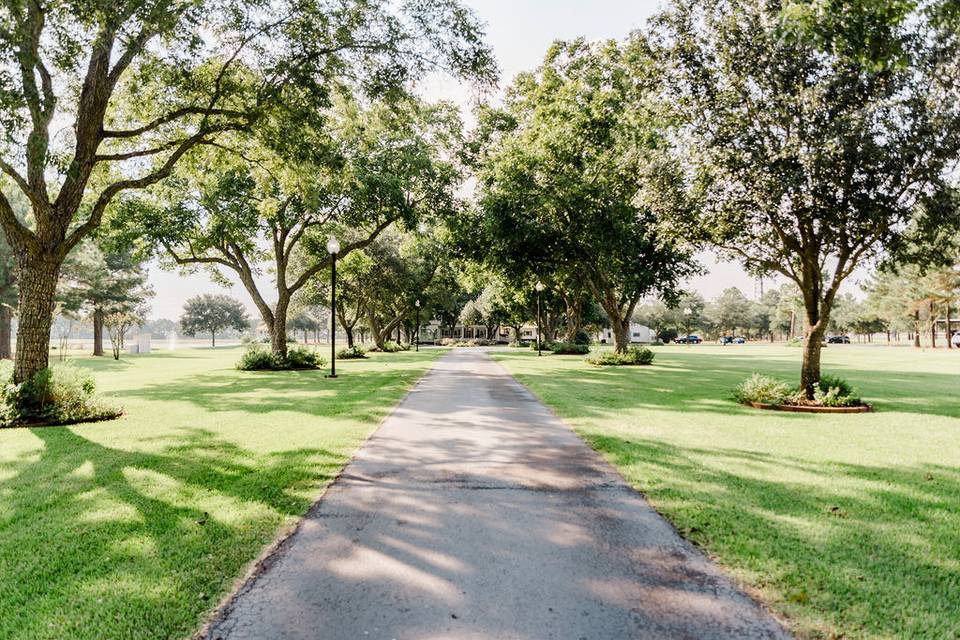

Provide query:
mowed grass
left=0, top=346, right=442, bottom=640
left=494, top=344, right=960, bottom=640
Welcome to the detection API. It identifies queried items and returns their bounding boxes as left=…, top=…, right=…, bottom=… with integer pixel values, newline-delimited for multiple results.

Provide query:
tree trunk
left=799, top=293, right=832, bottom=400
left=930, top=301, right=937, bottom=348
left=270, top=296, right=290, bottom=358
left=13, top=257, right=60, bottom=384
left=93, top=308, right=105, bottom=356
left=800, top=324, right=827, bottom=399
left=914, top=310, right=921, bottom=348
left=345, top=326, right=354, bottom=348
left=560, top=293, right=583, bottom=344
left=0, top=306, right=11, bottom=360
left=211, top=331, right=216, bottom=347
left=610, top=318, right=631, bottom=354
left=947, top=303, right=953, bottom=349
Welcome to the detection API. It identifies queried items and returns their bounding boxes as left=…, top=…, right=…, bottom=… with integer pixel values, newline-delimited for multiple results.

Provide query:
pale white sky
left=147, top=0, right=767, bottom=321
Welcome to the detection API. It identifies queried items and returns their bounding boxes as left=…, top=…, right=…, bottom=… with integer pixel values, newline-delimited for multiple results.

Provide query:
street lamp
left=326, top=235, right=340, bottom=378
left=414, top=299, right=420, bottom=352
left=535, top=281, right=545, bottom=356
left=683, top=307, right=692, bottom=346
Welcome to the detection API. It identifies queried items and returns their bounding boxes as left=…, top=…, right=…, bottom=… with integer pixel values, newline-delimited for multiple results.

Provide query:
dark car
left=826, top=335, right=851, bottom=344
left=675, top=335, right=702, bottom=344
left=718, top=335, right=739, bottom=345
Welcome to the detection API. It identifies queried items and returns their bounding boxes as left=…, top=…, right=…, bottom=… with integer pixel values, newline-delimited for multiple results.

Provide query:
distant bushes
left=336, top=345, right=367, bottom=359
left=587, top=346, right=655, bottom=366
left=369, top=340, right=409, bottom=353
left=438, top=338, right=498, bottom=347
left=237, top=346, right=325, bottom=371
left=550, top=342, right=590, bottom=355
left=734, top=373, right=862, bottom=408
left=0, top=362, right=121, bottom=427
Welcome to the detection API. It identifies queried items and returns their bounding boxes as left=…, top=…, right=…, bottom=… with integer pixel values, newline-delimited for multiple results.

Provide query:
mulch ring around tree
left=748, top=401, right=873, bottom=414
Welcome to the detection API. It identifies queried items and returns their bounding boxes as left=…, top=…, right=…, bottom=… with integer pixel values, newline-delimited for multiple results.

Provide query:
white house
left=596, top=323, right=655, bottom=345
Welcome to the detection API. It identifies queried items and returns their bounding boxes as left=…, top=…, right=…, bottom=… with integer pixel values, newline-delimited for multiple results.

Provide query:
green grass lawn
left=495, top=344, right=960, bottom=640
left=0, top=346, right=442, bottom=640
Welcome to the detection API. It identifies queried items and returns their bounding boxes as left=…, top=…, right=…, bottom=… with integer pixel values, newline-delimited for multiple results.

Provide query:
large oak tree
left=128, top=96, right=463, bottom=357
left=468, top=38, right=697, bottom=353
left=0, top=0, right=494, bottom=386
left=654, top=0, right=960, bottom=396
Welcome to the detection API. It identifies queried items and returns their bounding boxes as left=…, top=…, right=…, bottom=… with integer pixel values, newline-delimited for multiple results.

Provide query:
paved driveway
left=205, top=349, right=790, bottom=640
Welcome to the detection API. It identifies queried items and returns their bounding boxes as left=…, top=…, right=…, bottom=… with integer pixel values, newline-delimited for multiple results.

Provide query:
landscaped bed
left=495, top=344, right=960, bottom=640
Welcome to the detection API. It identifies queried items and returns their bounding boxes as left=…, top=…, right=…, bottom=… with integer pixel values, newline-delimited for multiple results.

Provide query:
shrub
left=285, top=346, right=324, bottom=369
left=237, top=346, right=324, bottom=371
left=573, top=329, right=592, bottom=345
left=0, top=362, right=120, bottom=427
left=735, top=373, right=861, bottom=407
left=530, top=340, right=555, bottom=351
left=816, top=374, right=855, bottom=399
left=733, top=373, right=792, bottom=405
left=237, top=347, right=280, bottom=371
left=813, top=375, right=861, bottom=407
left=587, top=346, right=655, bottom=366
left=439, top=338, right=457, bottom=346
left=371, top=340, right=409, bottom=353
left=337, top=345, right=367, bottom=359
left=551, top=342, right=590, bottom=355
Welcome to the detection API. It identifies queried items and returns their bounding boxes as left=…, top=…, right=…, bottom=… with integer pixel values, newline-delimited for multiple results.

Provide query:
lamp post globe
left=326, top=235, right=340, bottom=378
left=415, top=299, right=421, bottom=352
left=534, top=281, right=545, bottom=356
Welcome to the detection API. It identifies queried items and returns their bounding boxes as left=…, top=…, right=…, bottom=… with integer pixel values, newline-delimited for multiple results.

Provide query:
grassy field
left=495, top=344, right=959, bottom=640
left=0, top=346, right=441, bottom=640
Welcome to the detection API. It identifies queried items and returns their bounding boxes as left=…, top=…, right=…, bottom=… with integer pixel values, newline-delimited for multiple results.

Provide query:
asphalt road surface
left=205, top=349, right=790, bottom=640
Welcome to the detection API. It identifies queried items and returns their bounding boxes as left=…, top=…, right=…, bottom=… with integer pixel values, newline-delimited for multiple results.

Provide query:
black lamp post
left=683, top=307, right=692, bottom=346
left=326, top=235, right=340, bottom=378
left=535, top=280, right=545, bottom=356
left=415, top=299, right=420, bottom=352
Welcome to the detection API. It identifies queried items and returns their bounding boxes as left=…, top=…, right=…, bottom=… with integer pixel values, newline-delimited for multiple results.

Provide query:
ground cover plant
left=0, top=347, right=441, bottom=639
left=495, top=344, right=960, bottom=639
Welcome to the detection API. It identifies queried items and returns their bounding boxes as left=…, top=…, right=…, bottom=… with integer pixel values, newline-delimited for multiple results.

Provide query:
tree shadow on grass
left=0, top=426, right=348, bottom=640
left=502, top=351, right=960, bottom=419
left=111, top=364, right=426, bottom=417
left=584, top=434, right=960, bottom=639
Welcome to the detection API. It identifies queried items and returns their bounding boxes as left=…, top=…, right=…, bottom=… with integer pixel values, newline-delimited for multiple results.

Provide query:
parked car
left=675, top=335, right=702, bottom=344
left=718, top=336, right=734, bottom=345
left=826, top=335, right=851, bottom=344
left=952, top=332, right=960, bottom=348
left=734, top=336, right=746, bottom=344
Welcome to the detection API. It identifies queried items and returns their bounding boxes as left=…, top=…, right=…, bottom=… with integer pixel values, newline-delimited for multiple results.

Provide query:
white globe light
left=326, top=235, right=340, bottom=255
left=535, top=281, right=545, bottom=292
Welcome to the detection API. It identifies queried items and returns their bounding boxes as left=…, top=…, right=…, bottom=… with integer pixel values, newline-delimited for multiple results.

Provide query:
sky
left=146, top=0, right=767, bottom=321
